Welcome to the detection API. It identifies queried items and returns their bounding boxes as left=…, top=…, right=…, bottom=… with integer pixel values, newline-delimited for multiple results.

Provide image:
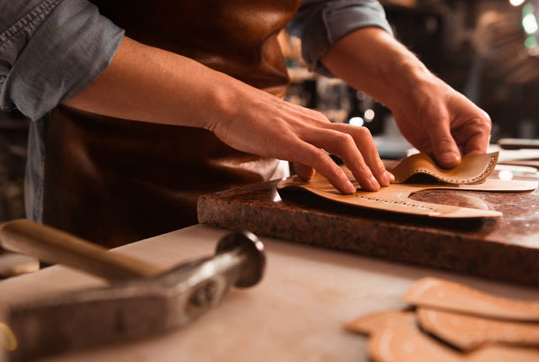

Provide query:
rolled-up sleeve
left=0, top=0, right=124, bottom=120
left=288, top=0, right=393, bottom=77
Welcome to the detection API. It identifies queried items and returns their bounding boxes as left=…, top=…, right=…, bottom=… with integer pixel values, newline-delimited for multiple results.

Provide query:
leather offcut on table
left=346, top=277, right=539, bottom=362
left=416, top=308, right=539, bottom=350
left=0, top=254, right=39, bottom=279
left=404, top=277, right=539, bottom=321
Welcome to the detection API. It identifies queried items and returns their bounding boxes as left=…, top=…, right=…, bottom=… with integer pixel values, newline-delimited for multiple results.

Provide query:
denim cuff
left=0, top=0, right=124, bottom=120
left=289, top=0, right=393, bottom=77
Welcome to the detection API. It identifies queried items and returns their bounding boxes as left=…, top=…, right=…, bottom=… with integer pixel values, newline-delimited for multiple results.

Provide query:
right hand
left=207, top=83, right=392, bottom=193
left=63, top=36, right=390, bottom=193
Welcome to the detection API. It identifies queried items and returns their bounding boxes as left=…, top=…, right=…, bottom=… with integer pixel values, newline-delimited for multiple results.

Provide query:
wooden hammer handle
left=0, top=220, right=162, bottom=282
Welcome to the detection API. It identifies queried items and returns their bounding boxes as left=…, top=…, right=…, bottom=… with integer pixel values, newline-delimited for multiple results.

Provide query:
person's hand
left=64, top=37, right=392, bottom=194
left=392, top=74, right=491, bottom=168
left=319, top=27, right=491, bottom=170
left=207, top=84, right=393, bottom=193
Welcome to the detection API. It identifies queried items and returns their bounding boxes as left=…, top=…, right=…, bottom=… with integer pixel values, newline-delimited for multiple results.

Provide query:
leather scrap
left=405, top=277, right=539, bottom=322
left=346, top=278, right=539, bottom=361
left=416, top=307, right=539, bottom=351
left=347, top=310, right=538, bottom=362
left=366, top=311, right=462, bottom=362
left=0, top=254, right=39, bottom=279
left=345, top=310, right=407, bottom=335
left=390, top=152, right=499, bottom=184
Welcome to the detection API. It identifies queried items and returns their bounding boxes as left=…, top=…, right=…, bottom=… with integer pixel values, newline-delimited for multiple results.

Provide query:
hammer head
left=215, top=231, right=265, bottom=288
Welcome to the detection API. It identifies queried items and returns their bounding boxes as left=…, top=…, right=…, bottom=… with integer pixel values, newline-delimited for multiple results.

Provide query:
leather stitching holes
left=394, top=154, right=497, bottom=184
left=355, top=195, right=439, bottom=213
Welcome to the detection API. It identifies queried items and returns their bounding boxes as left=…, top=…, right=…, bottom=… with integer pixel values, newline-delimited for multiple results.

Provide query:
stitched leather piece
left=278, top=171, right=537, bottom=218
left=390, top=152, right=499, bottom=184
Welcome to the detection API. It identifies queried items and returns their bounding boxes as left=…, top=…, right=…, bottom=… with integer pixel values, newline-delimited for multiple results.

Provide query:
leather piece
left=0, top=254, right=39, bottom=278
left=346, top=310, right=539, bottom=362
left=405, top=277, right=539, bottom=322
left=417, top=307, right=539, bottom=351
left=277, top=167, right=537, bottom=218
left=349, top=311, right=462, bottom=362
left=345, top=310, right=407, bottom=335
left=43, top=0, right=300, bottom=246
left=391, top=152, right=499, bottom=184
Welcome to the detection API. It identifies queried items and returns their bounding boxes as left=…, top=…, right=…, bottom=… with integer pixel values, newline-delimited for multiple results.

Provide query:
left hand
left=392, top=74, right=491, bottom=168
left=321, top=27, right=491, bottom=170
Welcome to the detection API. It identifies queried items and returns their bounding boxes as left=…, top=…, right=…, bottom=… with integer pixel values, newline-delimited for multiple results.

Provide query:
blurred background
left=282, top=0, right=539, bottom=156
left=1, top=0, right=539, bottom=222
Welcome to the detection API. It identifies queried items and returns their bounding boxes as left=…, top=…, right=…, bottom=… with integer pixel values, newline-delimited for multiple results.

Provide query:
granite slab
left=197, top=167, right=539, bottom=287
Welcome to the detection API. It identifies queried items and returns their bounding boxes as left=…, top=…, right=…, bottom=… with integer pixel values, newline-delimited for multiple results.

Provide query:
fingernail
left=387, top=171, right=395, bottom=183
left=370, top=175, right=380, bottom=190
left=379, top=162, right=389, bottom=185
left=379, top=172, right=390, bottom=187
left=440, top=151, right=460, bottom=166
left=344, top=180, right=356, bottom=194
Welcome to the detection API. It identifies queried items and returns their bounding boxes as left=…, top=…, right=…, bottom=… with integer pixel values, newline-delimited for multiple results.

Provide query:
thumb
left=428, top=122, right=461, bottom=168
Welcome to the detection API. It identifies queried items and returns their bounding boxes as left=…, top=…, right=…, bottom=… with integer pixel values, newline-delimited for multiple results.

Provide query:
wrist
left=384, top=52, right=438, bottom=114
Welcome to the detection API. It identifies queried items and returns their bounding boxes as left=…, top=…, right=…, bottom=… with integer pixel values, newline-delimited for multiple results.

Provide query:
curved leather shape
left=406, top=277, right=539, bottom=321
left=346, top=310, right=538, bottom=362
left=390, top=152, right=499, bottom=184
left=277, top=152, right=538, bottom=219
left=43, top=0, right=300, bottom=247
left=417, top=308, right=539, bottom=351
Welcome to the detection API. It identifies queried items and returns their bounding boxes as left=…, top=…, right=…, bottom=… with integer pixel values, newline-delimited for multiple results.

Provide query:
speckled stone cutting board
left=197, top=167, right=539, bottom=287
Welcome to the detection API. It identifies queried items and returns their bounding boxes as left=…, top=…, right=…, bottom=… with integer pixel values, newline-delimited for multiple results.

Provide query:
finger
left=426, top=119, right=462, bottom=168
left=293, top=162, right=315, bottom=181
left=463, top=130, right=490, bottom=156
left=300, top=128, right=381, bottom=191
left=296, top=144, right=356, bottom=194
left=329, top=123, right=390, bottom=186
left=460, top=117, right=492, bottom=156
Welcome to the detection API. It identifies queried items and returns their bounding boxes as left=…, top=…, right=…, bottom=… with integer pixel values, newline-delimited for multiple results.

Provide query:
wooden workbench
left=0, top=225, right=537, bottom=362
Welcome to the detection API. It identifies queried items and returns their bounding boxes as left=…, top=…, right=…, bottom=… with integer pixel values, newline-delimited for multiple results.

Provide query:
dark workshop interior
left=2, top=0, right=538, bottom=222
left=1, top=1, right=538, bottom=361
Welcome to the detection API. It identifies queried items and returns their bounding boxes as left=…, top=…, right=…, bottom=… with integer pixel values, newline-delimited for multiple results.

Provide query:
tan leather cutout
left=468, top=345, right=539, bottom=362
left=348, top=311, right=462, bottom=362
left=391, top=152, right=499, bottom=184
left=347, top=310, right=539, bottom=362
left=278, top=170, right=537, bottom=219
left=405, top=277, right=539, bottom=322
left=417, top=307, right=539, bottom=351
left=345, top=310, right=406, bottom=335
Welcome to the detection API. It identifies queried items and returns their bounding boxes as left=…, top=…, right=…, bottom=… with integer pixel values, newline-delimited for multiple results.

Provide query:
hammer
left=0, top=220, right=265, bottom=362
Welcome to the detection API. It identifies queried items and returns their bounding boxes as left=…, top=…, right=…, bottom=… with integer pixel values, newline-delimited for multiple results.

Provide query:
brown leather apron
left=43, top=0, right=300, bottom=247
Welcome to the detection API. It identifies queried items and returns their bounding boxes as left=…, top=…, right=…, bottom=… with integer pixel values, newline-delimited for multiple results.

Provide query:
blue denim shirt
left=0, top=0, right=391, bottom=222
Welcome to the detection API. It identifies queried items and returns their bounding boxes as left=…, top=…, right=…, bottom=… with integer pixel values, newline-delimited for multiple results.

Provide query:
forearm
left=65, top=35, right=394, bottom=193
left=321, top=26, right=491, bottom=167
left=320, top=27, right=433, bottom=113
left=64, top=36, right=246, bottom=130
